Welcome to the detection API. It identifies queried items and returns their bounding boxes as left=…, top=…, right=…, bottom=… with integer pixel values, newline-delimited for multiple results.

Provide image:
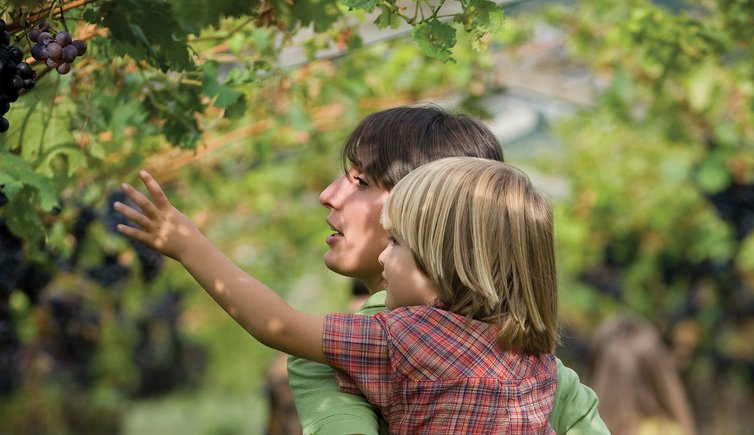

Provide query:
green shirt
left=288, top=291, right=610, bottom=435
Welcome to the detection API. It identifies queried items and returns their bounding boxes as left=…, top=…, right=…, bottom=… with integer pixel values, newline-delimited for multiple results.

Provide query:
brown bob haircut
left=342, top=104, right=504, bottom=189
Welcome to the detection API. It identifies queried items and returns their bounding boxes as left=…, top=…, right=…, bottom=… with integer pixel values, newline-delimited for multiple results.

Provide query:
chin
left=323, top=255, right=357, bottom=279
left=323, top=251, right=343, bottom=271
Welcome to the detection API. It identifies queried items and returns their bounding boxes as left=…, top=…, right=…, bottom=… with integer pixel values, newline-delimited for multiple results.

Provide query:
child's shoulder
left=374, top=304, right=490, bottom=336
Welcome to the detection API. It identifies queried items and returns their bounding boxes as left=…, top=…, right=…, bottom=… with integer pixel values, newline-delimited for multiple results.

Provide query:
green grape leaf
left=99, top=0, right=193, bottom=72
left=374, top=5, right=400, bottom=29
left=171, top=0, right=252, bottom=34
left=215, top=86, right=244, bottom=109
left=339, top=0, right=379, bottom=11
left=142, top=81, right=204, bottom=148
left=0, top=151, right=58, bottom=212
left=411, top=20, right=457, bottom=62
left=460, top=0, right=505, bottom=33
left=696, top=152, right=732, bottom=193
left=201, top=63, right=223, bottom=98
left=290, top=0, right=342, bottom=32
left=223, top=96, right=247, bottom=120
left=38, top=144, right=87, bottom=179
left=3, top=188, right=47, bottom=251
left=202, top=63, right=248, bottom=119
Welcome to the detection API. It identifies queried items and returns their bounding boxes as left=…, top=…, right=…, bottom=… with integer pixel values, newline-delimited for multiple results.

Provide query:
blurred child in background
left=590, top=314, right=695, bottom=435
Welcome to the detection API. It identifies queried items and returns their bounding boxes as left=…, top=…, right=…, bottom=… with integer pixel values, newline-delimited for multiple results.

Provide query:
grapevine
left=0, top=19, right=35, bottom=133
left=0, top=2, right=89, bottom=135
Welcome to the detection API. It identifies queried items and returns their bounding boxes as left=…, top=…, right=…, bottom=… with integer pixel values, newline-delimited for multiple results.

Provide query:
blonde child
left=115, top=156, right=559, bottom=433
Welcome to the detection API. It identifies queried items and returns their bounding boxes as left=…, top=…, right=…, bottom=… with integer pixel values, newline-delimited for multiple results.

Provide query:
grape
left=22, top=79, right=34, bottom=90
left=46, top=42, right=62, bottom=59
left=55, top=31, right=72, bottom=46
left=45, top=58, right=59, bottom=68
left=16, top=62, right=33, bottom=79
left=0, top=118, right=8, bottom=133
left=56, top=62, right=71, bottom=75
left=9, top=76, right=21, bottom=90
left=37, top=31, right=52, bottom=45
left=8, top=46, right=22, bottom=63
left=0, top=100, right=9, bottom=115
left=71, top=40, right=87, bottom=56
left=62, top=45, right=78, bottom=63
left=29, top=28, right=41, bottom=42
left=31, top=44, right=46, bottom=60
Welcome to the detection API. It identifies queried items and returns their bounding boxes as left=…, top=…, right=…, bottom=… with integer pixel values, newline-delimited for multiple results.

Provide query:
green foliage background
left=1, top=0, right=753, bottom=433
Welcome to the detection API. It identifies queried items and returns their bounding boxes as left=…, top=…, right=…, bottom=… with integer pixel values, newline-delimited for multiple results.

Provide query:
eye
left=354, top=176, right=369, bottom=188
left=387, top=235, right=398, bottom=246
left=347, top=166, right=370, bottom=189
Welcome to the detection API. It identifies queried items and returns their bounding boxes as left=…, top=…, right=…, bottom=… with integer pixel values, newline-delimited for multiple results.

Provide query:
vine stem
left=27, top=0, right=101, bottom=25
left=6, top=0, right=101, bottom=32
left=189, top=17, right=256, bottom=42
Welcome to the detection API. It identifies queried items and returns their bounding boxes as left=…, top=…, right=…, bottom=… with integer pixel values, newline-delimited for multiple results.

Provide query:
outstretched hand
left=115, top=170, right=327, bottom=364
left=114, top=170, right=200, bottom=261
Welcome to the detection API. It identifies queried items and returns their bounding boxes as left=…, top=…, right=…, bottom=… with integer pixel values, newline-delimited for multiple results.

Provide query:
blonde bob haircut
left=381, top=157, right=559, bottom=354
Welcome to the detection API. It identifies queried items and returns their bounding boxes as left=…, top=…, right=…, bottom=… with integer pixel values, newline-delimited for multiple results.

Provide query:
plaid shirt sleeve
left=322, top=313, right=393, bottom=409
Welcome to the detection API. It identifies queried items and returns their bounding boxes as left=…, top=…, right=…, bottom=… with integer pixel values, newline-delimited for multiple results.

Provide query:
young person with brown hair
left=289, top=105, right=608, bottom=435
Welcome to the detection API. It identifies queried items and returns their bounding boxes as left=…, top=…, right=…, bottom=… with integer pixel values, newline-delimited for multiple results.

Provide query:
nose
left=378, top=244, right=390, bottom=266
left=319, top=176, right=347, bottom=209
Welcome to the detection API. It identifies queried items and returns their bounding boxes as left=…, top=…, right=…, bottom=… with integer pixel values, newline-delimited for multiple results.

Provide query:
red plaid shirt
left=323, top=304, right=557, bottom=434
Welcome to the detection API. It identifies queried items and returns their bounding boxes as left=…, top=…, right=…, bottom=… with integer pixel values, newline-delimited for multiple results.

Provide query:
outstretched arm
left=115, top=170, right=326, bottom=364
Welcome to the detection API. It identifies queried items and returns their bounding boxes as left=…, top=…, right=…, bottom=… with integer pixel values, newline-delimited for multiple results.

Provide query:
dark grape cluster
left=86, top=253, right=130, bottom=288
left=133, top=291, right=207, bottom=397
left=41, top=293, right=101, bottom=386
left=0, top=311, right=19, bottom=395
left=0, top=19, right=36, bottom=133
left=707, top=182, right=754, bottom=240
left=0, top=220, right=25, bottom=298
left=0, top=220, right=23, bottom=394
left=29, top=21, right=86, bottom=76
left=0, top=196, right=195, bottom=400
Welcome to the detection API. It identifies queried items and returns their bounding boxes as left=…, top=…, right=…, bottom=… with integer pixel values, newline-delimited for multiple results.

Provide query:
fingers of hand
left=121, top=182, right=160, bottom=219
left=139, top=170, right=171, bottom=209
left=116, top=222, right=148, bottom=244
left=113, top=201, right=151, bottom=230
